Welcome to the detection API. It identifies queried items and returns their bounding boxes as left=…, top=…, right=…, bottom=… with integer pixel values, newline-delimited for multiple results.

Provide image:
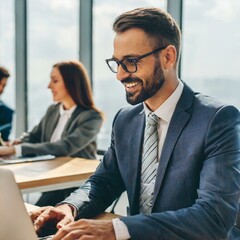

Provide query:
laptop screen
left=0, top=168, right=39, bottom=240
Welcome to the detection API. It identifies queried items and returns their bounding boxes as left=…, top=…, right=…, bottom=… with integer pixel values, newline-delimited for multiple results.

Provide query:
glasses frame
left=105, top=46, right=167, bottom=73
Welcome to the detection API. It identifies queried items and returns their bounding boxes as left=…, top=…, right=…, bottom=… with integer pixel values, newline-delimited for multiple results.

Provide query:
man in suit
left=0, top=66, right=14, bottom=141
left=30, top=8, right=240, bottom=239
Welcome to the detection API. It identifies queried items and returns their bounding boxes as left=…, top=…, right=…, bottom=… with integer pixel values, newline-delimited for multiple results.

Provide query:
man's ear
left=161, top=45, right=177, bottom=70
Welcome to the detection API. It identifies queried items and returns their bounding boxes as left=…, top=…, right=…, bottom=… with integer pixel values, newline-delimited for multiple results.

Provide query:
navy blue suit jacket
left=64, top=83, right=240, bottom=239
left=0, top=100, right=14, bottom=141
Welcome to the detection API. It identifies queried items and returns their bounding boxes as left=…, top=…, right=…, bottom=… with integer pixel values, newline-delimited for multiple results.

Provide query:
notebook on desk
left=0, top=154, right=55, bottom=164
left=0, top=168, right=54, bottom=240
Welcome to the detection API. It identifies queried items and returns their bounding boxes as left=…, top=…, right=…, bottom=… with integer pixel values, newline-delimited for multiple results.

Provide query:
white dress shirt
left=15, top=104, right=76, bottom=156
left=112, top=80, right=184, bottom=240
left=50, top=104, right=76, bottom=142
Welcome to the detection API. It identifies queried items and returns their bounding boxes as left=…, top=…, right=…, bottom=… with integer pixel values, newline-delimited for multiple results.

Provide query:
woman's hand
left=6, top=139, right=22, bottom=146
left=0, top=146, right=15, bottom=156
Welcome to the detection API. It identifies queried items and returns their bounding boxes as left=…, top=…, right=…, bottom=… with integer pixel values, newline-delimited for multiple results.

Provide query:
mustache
left=121, top=77, right=142, bottom=84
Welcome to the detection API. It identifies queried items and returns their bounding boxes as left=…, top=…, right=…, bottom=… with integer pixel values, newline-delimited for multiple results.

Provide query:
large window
left=2, top=0, right=239, bottom=150
left=0, top=0, right=15, bottom=138
left=181, top=0, right=240, bottom=108
left=27, top=0, right=79, bottom=130
left=93, top=0, right=167, bottom=150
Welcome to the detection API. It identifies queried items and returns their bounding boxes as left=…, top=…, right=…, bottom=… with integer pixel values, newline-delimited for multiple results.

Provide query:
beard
left=123, top=61, right=165, bottom=105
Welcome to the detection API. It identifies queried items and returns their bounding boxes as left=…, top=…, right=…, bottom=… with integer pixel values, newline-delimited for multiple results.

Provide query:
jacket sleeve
left=0, top=103, right=14, bottom=141
left=20, top=107, right=50, bottom=144
left=62, top=109, right=126, bottom=218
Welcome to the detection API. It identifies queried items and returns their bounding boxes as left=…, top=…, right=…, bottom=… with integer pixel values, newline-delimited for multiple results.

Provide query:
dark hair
left=0, top=66, right=10, bottom=81
left=53, top=61, right=102, bottom=115
left=113, top=7, right=181, bottom=62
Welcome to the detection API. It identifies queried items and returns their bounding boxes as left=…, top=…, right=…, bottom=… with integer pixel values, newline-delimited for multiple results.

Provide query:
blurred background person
left=0, top=66, right=14, bottom=142
left=0, top=60, right=103, bottom=206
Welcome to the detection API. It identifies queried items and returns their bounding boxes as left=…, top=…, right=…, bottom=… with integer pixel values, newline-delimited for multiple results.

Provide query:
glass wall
left=27, top=0, right=79, bottom=130
left=93, top=0, right=167, bottom=150
left=181, top=0, right=240, bottom=108
left=2, top=0, right=239, bottom=149
left=0, top=0, right=15, bottom=138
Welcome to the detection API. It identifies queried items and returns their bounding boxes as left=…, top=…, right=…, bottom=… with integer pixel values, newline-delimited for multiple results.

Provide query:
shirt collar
left=144, top=80, right=183, bottom=123
left=59, top=104, right=77, bottom=117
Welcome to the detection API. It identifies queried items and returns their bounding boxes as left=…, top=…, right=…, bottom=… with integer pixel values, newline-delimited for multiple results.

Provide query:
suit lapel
left=127, top=107, right=145, bottom=213
left=152, top=83, right=195, bottom=205
left=63, top=106, right=82, bottom=133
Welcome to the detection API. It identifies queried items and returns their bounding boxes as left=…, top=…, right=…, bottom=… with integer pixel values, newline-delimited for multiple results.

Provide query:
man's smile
left=123, top=81, right=141, bottom=93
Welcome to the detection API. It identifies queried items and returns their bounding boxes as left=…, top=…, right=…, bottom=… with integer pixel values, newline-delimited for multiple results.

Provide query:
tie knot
left=147, top=113, right=159, bottom=126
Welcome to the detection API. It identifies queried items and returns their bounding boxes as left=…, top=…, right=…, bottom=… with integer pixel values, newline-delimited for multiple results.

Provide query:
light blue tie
left=139, top=112, right=159, bottom=214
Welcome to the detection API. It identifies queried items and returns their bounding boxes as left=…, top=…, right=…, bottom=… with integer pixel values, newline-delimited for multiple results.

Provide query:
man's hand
left=52, top=219, right=116, bottom=240
left=29, top=204, right=75, bottom=233
left=0, top=146, right=15, bottom=156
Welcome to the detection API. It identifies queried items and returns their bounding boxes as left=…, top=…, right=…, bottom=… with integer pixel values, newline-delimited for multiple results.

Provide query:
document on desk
left=0, top=154, right=55, bottom=164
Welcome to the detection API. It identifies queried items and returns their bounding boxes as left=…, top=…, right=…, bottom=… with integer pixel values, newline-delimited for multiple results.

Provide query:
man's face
left=113, top=28, right=165, bottom=105
left=0, top=77, right=8, bottom=95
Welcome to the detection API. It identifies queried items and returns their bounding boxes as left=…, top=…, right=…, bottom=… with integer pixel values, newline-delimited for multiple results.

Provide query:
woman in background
left=0, top=66, right=14, bottom=141
left=0, top=60, right=103, bottom=206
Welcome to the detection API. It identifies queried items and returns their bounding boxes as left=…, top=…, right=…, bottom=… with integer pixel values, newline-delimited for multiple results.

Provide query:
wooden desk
left=0, top=157, right=100, bottom=193
left=94, top=212, right=120, bottom=220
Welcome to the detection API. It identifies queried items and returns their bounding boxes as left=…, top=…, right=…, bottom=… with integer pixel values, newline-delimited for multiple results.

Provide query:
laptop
left=0, top=168, right=53, bottom=240
left=0, top=154, right=55, bottom=164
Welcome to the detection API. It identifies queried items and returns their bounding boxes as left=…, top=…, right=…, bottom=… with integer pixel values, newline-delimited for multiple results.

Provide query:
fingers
left=0, top=146, right=15, bottom=156
left=57, top=217, right=73, bottom=229
left=29, top=210, right=41, bottom=223
left=55, top=204, right=75, bottom=229
left=4, top=141, right=11, bottom=147
left=28, top=206, right=48, bottom=222
left=10, top=139, right=22, bottom=146
left=53, top=228, right=82, bottom=240
left=53, top=220, right=88, bottom=240
left=32, top=206, right=74, bottom=233
left=33, top=206, right=59, bottom=231
left=33, top=209, right=52, bottom=232
left=52, top=219, right=116, bottom=240
left=80, top=236, right=95, bottom=240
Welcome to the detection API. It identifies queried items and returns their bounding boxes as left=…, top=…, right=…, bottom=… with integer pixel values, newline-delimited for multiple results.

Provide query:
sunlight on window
left=182, top=0, right=240, bottom=108
left=0, top=0, right=15, bottom=109
left=27, top=0, right=79, bottom=130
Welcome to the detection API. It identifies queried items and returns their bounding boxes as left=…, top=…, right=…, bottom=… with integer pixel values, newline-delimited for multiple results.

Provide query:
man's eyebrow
left=112, top=53, right=141, bottom=60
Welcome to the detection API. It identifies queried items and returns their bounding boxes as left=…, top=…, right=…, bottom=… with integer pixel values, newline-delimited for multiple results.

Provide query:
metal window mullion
left=167, top=0, right=183, bottom=78
left=79, top=0, right=93, bottom=84
left=15, top=0, right=28, bottom=136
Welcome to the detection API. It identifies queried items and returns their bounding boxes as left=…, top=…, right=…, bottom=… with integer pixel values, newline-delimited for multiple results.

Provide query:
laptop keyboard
left=38, top=235, right=54, bottom=240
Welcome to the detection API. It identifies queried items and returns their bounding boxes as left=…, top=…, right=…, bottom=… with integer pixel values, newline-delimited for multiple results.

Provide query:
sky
left=182, top=0, right=240, bottom=80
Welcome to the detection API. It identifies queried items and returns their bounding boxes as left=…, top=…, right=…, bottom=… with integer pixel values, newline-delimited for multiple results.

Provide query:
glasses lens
left=122, top=59, right=137, bottom=73
left=107, top=60, right=118, bottom=73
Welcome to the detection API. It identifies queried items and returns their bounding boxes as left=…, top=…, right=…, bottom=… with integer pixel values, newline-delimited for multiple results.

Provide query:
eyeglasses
left=105, top=46, right=167, bottom=74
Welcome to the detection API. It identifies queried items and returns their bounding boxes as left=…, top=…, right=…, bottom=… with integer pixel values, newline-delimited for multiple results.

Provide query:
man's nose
left=116, top=64, right=130, bottom=81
